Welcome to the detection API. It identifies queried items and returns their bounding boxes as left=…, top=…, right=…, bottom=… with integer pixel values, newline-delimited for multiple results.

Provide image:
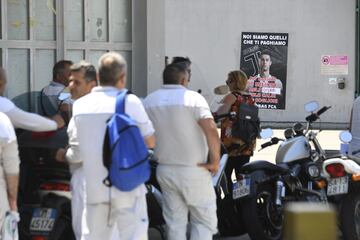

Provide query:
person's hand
left=55, top=148, right=66, bottom=162
left=198, top=162, right=219, bottom=176
left=52, top=114, right=65, bottom=129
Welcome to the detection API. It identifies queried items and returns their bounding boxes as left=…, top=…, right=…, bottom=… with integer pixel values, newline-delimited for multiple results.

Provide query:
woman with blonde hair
left=216, top=70, right=257, bottom=190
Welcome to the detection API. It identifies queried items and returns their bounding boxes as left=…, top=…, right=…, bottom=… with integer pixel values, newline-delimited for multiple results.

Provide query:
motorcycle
left=234, top=101, right=331, bottom=240
left=323, top=131, right=360, bottom=240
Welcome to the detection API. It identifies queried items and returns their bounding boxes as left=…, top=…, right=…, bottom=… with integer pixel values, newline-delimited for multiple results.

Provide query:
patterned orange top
left=220, top=92, right=256, bottom=157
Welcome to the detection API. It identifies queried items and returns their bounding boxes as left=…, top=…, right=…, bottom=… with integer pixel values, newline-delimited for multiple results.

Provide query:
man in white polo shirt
left=144, top=62, right=220, bottom=240
left=70, top=52, right=155, bottom=240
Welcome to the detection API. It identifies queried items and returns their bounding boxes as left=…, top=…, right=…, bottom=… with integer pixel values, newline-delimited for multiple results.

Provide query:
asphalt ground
left=149, top=129, right=343, bottom=240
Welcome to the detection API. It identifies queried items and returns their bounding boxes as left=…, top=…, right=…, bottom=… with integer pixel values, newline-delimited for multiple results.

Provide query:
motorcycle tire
left=241, top=183, right=283, bottom=240
left=340, top=193, right=360, bottom=240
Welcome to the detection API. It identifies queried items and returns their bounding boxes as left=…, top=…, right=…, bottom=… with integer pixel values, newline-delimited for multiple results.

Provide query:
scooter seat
left=240, top=160, right=289, bottom=174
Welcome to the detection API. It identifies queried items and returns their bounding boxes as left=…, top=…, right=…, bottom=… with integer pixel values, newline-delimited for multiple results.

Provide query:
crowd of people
left=3, top=51, right=354, bottom=240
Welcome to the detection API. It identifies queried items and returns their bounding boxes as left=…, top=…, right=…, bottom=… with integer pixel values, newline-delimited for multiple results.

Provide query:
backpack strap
left=115, top=89, right=129, bottom=114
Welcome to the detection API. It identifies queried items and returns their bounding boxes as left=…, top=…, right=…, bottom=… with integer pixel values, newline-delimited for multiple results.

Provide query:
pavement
left=149, top=129, right=343, bottom=240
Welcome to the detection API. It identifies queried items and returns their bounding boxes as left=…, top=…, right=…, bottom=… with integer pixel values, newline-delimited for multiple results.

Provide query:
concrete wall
left=152, top=0, right=357, bottom=128
left=132, top=0, right=148, bottom=97
left=147, top=0, right=166, bottom=94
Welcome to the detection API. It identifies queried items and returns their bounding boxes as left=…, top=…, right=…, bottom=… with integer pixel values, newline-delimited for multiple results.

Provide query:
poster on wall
left=240, top=32, right=288, bottom=110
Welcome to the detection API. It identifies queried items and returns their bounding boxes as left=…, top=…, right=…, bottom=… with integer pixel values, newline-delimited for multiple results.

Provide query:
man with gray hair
left=68, top=52, right=155, bottom=240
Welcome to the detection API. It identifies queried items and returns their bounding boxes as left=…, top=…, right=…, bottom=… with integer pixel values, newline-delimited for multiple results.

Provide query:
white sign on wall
left=320, top=55, right=348, bottom=75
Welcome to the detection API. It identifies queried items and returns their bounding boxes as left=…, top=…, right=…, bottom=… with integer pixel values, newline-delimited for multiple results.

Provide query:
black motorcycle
left=235, top=102, right=331, bottom=240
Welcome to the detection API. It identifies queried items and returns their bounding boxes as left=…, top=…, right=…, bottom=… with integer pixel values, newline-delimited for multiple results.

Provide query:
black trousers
left=225, top=155, right=250, bottom=192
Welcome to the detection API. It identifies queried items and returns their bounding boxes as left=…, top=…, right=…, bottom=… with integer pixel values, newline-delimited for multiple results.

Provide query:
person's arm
left=197, top=118, right=220, bottom=175
left=215, top=93, right=236, bottom=115
left=6, top=106, right=64, bottom=132
left=6, top=175, right=18, bottom=211
left=144, top=135, right=156, bottom=149
left=64, top=117, right=81, bottom=164
left=2, top=140, right=20, bottom=211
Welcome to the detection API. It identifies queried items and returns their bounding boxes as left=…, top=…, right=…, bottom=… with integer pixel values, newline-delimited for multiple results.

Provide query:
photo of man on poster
left=247, top=50, right=284, bottom=105
left=240, top=32, right=288, bottom=110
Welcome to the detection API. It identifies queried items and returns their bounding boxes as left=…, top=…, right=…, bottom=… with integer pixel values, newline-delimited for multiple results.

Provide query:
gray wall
left=132, top=0, right=148, bottom=97
left=146, top=0, right=357, bottom=128
left=147, top=0, right=166, bottom=94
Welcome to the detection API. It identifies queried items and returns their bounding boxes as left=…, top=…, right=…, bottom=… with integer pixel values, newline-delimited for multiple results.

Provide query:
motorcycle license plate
left=233, top=178, right=251, bottom=199
left=30, top=208, right=57, bottom=233
left=327, top=176, right=349, bottom=196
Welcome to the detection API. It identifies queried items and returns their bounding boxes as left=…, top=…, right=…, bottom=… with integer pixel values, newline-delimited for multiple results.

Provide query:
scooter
left=323, top=131, right=360, bottom=240
left=16, top=128, right=75, bottom=240
left=12, top=91, right=75, bottom=240
left=234, top=101, right=330, bottom=240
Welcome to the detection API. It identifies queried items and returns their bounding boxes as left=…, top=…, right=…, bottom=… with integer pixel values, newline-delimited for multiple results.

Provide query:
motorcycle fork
left=275, top=179, right=286, bottom=207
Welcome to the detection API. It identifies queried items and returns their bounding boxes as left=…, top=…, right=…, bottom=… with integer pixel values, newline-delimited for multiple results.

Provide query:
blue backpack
left=103, top=90, right=150, bottom=191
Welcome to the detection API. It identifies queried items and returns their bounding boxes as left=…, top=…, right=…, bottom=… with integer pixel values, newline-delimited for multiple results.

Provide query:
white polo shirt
left=71, top=86, right=154, bottom=204
left=144, top=84, right=213, bottom=167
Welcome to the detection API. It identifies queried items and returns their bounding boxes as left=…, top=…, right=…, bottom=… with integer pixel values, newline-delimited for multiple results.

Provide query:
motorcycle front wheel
left=241, top=183, right=283, bottom=240
left=340, top=193, right=360, bottom=240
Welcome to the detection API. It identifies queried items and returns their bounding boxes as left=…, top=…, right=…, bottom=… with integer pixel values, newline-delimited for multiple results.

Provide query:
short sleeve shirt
left=144, top=85, right=213, bottom=167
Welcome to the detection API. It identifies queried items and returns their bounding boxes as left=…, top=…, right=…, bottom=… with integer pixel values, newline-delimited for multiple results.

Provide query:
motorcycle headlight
left=307, top=164, right=320, bottom=178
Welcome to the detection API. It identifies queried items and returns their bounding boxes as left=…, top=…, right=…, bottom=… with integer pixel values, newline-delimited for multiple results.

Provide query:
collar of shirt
left=91, top=86, right=122, bottom=93
left=161, top=84, right=186, bottom=90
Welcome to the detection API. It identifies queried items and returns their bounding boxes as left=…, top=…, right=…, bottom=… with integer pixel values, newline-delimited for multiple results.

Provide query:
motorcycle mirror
left=213, top=85, right=229, bottom=95
left=339, top=131, right=352, bottom=143
left=58, top=92, right=71, bottom=101
left=260, top=128, right=273, bottom=139
left=304, top=101, right=319, bottom=113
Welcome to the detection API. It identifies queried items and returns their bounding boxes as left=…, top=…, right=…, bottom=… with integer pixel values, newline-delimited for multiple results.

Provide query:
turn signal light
left=315, top=180, right=327, bottom=189
left=352, top=174, right=360, bottom=181
left=325, top=163, right=346, bottom=178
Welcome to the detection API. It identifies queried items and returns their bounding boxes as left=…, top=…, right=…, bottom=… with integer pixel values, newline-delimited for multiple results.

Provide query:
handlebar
left=259, top=137, right=284, bottom=151
left=305, top=106, right=331, bottom=123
